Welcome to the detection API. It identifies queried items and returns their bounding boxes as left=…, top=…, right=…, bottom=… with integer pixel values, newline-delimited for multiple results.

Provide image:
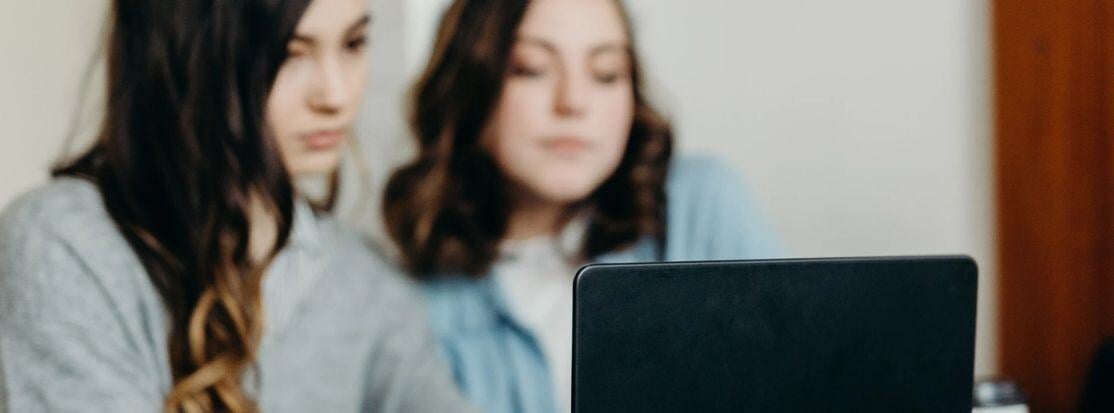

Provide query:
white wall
left=0, top=1, right=107, bottom=207
left=402, top=0, right=997, bottom=376
left=630, top=0, right=996, bottom=375
left=629, top=0, right=996, bottom=374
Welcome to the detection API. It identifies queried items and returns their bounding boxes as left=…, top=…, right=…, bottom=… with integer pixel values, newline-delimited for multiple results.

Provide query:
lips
left=301, top=129, right=346, bottom=151
left=542, top=136, right=591, bottom=154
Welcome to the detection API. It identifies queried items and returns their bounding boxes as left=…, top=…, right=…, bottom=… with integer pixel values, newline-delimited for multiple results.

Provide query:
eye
left=590, top=55, right=630, bottom=85
left=345, top=35, right=368, bottom=52
left=510, top=63, right=547, bottom=78
left=593, top=72, right=623, bottom=84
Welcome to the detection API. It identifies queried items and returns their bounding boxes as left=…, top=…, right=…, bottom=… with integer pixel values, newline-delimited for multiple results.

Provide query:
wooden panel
left=995, top=0, right=1114, bottom=411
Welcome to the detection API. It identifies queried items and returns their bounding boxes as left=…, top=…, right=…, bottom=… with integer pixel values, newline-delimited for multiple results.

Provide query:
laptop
left=572, top=256, right=977, bottom=412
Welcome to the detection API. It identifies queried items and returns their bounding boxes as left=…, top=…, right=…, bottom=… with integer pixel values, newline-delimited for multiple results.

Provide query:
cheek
left=344, top=56, right=370, bottom=109
left=266, top=64, right=319, bottom=174
left=267, top=72, right=302, bottom=156
left=593, top=89, right=636, bottom=159
left=486, top=83, right=554, bottom=167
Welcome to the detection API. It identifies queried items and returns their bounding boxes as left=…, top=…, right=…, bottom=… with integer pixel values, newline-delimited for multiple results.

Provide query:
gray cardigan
left=0, top=178, right=476, bottom=413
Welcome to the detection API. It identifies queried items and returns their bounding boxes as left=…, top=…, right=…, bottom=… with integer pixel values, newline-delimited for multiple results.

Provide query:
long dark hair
left=55, top=0, right=312, bottom=411
left=383, top=0, right=673, bottom=278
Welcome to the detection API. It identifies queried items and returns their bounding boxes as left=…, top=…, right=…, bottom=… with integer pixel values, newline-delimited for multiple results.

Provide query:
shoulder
left=667, top=154, right=739, bottom=183
left=663, top=154, right=762, bottom=223
left=665, top=154, right=751, bottom=201
left=0, top=177, right=114, bottom=242
left=661, top=154, right=786, bottom=259
left=0, top=177, right=132, bottom=273
left=323, top=224, right=432, bottom=312
left=0, top=178, right=153, bottom=318
left=340, top=228, right=492, bottom=322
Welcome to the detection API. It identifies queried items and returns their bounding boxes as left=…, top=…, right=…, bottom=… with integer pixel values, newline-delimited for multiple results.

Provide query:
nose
left=307, top=55, right=352, bottom=114
left=554, top=66, right=588, bottom=118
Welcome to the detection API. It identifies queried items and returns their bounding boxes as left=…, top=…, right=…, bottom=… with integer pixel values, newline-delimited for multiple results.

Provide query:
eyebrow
left=516, top=36, right=629, bottom=58
left=588, top=44, right=629, bottom=58
left=516, top=36, right=558, bottom=55
left=290, top=13, right=373, bottom=45
left=345, top=14, right=373, bottom=37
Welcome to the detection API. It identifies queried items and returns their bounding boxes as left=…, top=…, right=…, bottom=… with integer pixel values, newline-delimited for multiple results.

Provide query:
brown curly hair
left=383, top=0, right=673, bottom=278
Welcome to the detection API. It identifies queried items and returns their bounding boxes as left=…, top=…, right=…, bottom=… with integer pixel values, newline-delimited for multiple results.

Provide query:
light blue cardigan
left=421, top=155, right=785, bottom=413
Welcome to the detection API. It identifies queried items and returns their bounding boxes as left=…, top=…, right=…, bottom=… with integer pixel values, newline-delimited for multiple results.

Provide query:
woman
left=382, top=0, right=785, bottom=412
left=0, top=0, right=475, bottom=412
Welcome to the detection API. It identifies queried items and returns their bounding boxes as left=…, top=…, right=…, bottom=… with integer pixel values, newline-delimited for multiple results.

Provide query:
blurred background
left=1, top=1, right=1108, bottom=411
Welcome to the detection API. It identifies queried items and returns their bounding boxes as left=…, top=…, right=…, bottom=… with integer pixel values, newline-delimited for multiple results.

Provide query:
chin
left=532, top=178, right=602, bottom=204
left=287, top=152, right=341, bottom=177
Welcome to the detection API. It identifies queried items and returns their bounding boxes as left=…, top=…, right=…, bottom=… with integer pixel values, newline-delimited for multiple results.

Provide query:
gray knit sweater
left=0, top=178, right=476, bottom=413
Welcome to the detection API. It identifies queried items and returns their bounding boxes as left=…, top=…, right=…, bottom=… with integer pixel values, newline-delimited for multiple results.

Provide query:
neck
left=504, top=191, right=571, bottom=241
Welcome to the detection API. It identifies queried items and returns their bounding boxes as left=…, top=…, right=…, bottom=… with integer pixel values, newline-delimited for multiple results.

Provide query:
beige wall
left=0, top=1, right=108, bottom=207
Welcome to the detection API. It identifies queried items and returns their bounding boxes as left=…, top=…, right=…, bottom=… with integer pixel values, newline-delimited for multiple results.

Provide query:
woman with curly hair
left=383, top=0, right=784, bottom=412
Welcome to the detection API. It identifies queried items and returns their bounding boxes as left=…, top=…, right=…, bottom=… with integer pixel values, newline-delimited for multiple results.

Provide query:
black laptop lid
left=572, top=256, right=977, bottom=413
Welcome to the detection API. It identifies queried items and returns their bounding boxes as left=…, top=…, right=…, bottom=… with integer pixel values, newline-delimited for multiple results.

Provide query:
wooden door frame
left=994, top=0, right=1113, bottom=411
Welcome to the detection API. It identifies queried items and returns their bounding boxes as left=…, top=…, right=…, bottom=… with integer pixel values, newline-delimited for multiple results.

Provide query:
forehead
left=516, top=0, right=629, bottom=50
left=295, top=0, right=369, bottom=35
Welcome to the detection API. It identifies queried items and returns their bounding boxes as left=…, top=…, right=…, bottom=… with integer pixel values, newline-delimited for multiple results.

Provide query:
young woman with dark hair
left=383, top=0, right=785, bottom=412
left=0, top=0, right=475, bottom=412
